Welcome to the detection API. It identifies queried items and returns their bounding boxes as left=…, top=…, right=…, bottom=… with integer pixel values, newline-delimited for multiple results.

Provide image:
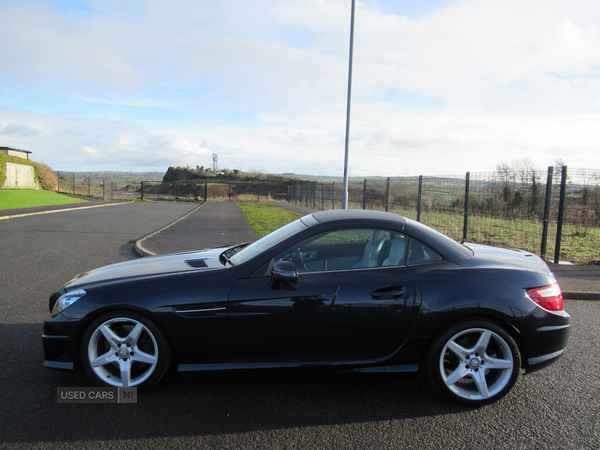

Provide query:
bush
left=34, top=162, right=58, bottom=191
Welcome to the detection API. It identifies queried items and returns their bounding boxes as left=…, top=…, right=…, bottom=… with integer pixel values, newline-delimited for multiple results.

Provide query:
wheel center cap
left=469, top=358, right=481, bottom=369
left=118, top=348, right=130, bottom=359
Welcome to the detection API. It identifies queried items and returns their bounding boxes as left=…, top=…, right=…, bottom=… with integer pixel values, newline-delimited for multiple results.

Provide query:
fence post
left=417, top=175, right=423, bottom=222
left=463, top=172, right=470, bottom=242
left=88, top=176, right=91, bottom=197
left=57, top=172, right=61, bottom=193
left=321, top=183, right=325, bottom=210
left=205, top=183, right=208, bottom=202
left=540, top=167, right=554, bottom=260
left=332, top=182, right=335, bottom=210
left=313, top=184, right=316, bottom=209
left=174, top=183, right=177, bottom=201
left=363, top=179, right=367, bottom=210
left=102, top=179, right=105, bottom=200
left=141, top=181, right=145, bottom=201
left=72, top=173, right=75, bottom=195
left=554, top=166, right=568, bottom=264
left=385, top=177, right=390, bottom=212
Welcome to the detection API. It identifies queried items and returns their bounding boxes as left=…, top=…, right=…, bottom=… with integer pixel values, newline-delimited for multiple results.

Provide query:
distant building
left=0, top=146, right=32, bottom=160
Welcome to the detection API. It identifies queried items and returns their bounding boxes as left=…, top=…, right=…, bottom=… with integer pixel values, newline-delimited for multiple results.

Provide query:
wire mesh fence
left=56, top=174, right=290, bottom=203
left=287, top=167, right=600, bottom=265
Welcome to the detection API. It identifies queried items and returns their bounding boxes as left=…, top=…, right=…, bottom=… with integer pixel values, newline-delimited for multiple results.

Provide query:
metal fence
left=288, top=167, right=600, bottom=265
left=56, top=174, right=290, bottom=203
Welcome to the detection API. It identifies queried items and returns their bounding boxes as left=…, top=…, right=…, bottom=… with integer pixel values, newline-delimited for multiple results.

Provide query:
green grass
left=236, top=202, right=303, bottom=236
left=0, top=190, right=87, bottom=210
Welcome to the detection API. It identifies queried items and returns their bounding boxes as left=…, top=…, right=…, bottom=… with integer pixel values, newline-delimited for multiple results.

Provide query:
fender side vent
left=185, top=259, right=208, bottom=268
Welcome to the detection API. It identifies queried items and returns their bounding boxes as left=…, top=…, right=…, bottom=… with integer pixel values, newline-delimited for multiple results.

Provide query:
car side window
left=274, top=229, right=408, bottom=272
left=407, top=239, right=443, bottom=265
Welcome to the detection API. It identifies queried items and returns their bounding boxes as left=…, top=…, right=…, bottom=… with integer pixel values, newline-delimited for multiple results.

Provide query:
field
left=236, top=202, right=303, bottom=236
left=0, top=190, right=86, bottom=210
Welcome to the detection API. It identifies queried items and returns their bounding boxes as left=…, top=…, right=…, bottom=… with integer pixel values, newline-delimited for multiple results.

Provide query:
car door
left=227, top=229, right=421, bottom=364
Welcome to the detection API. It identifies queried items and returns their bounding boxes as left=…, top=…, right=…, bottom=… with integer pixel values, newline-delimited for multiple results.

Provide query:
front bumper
left=42, top=313, right=82, bottom=371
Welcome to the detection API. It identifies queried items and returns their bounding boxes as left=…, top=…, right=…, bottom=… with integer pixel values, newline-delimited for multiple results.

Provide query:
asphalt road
left=1, top=203, right=599, bottom=449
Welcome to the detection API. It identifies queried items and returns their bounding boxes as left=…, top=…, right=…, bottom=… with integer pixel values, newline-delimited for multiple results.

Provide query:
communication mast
left=212, top=153, right=219, bottom=173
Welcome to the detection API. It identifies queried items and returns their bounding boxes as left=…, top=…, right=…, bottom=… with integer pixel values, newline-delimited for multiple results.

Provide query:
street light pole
left=342, top=0, right=356, bottom=210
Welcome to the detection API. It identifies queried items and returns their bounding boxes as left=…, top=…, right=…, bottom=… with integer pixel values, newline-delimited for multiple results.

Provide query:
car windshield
left=228, top=218, right=308, bottom=266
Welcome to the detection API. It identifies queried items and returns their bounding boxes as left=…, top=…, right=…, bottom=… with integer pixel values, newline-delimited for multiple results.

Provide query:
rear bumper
left=526, top=348, right=566, bottom=373
left=508, top=307, right=571, bottom=371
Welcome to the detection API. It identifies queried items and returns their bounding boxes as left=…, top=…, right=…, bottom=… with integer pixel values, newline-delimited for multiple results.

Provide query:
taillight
left=526, top=284, right=563, bottom=311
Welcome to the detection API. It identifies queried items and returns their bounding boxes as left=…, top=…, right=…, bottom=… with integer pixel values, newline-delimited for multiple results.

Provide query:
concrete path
left=139, top=201, right=261, bottom=255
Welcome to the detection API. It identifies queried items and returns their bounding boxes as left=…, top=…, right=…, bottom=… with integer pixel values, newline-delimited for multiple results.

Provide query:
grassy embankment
left=0, top=190, right=86, bottom=210
left=236, top=202, right=303, bottom=236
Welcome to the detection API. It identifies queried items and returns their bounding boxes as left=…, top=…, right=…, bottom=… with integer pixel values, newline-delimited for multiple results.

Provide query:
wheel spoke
left=131, top=348, right=158, bottom=366
left=484, top=356, right=513, bottom=370
left=98, top=324, right=122, bottom=348
left=475, top=330, right=492, bottom=355
left=472, top=369, right=490, bottom=399
left=90, top=349, right=119, bottom=368
left=119, top=359, right=132, bottom=387
left=126, top=323, right=144, bottom=346
left=446, top=340, right=469, bottom=358
left=444, top=365, right=470, bottom=387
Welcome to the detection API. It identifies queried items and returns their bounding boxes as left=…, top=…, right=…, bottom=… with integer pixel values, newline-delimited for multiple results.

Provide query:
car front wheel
left=81, top=311, right=170, bottom=388
left=427, top=319, right=521, bottom=406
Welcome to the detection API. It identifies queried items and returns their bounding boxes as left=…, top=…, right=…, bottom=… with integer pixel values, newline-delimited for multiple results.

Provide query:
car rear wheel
left=81, top=311, right=170, bottom=388
left=426, top=319, right=521, bottom=406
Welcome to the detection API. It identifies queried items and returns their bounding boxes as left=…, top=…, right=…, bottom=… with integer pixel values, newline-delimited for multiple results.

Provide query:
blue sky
left=1, top=0, right=599, bottom=176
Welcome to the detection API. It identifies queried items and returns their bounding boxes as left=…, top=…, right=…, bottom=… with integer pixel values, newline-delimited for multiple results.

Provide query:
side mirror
left=270, top=261, right=299, bottom=290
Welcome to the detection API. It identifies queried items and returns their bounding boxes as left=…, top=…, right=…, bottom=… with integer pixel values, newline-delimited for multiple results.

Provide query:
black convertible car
left=43, top=209, right=570, bottom=405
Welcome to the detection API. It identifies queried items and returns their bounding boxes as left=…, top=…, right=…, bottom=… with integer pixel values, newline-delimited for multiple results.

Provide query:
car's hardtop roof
left=309, top=209, right=472, bottom=261
left=311, top=209, right=406, bottom=230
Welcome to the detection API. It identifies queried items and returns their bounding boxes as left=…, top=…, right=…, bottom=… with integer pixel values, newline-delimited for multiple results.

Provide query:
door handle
left=370, top=286, right=406, bottom=299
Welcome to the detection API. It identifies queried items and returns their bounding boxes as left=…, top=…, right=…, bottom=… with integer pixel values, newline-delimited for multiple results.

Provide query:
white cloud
left=0, top=0, right=599, bottom=176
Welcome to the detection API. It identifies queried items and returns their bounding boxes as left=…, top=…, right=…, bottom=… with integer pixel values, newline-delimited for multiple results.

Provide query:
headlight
left=52, top=289, right=87, bottom=314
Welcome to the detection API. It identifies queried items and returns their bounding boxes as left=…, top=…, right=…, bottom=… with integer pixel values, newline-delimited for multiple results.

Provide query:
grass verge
left=236, top=202, right=303, bottom=236
left=0, top=190, right=87, bottom=210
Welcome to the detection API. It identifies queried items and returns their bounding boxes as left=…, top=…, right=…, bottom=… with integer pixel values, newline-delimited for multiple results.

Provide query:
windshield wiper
left=220, top=252, right=233, bottom=266
left=219, top=243, right=250, bottom=266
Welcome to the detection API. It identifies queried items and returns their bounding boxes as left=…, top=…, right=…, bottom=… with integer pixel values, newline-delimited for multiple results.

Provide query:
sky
left=1, top=0, right=599, bottom=177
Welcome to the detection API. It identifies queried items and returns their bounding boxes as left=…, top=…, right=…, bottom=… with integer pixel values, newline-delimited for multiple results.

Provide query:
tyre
left=81, top=311, right=171, bottom=388
left=426, top=319, right=521, bottom=406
